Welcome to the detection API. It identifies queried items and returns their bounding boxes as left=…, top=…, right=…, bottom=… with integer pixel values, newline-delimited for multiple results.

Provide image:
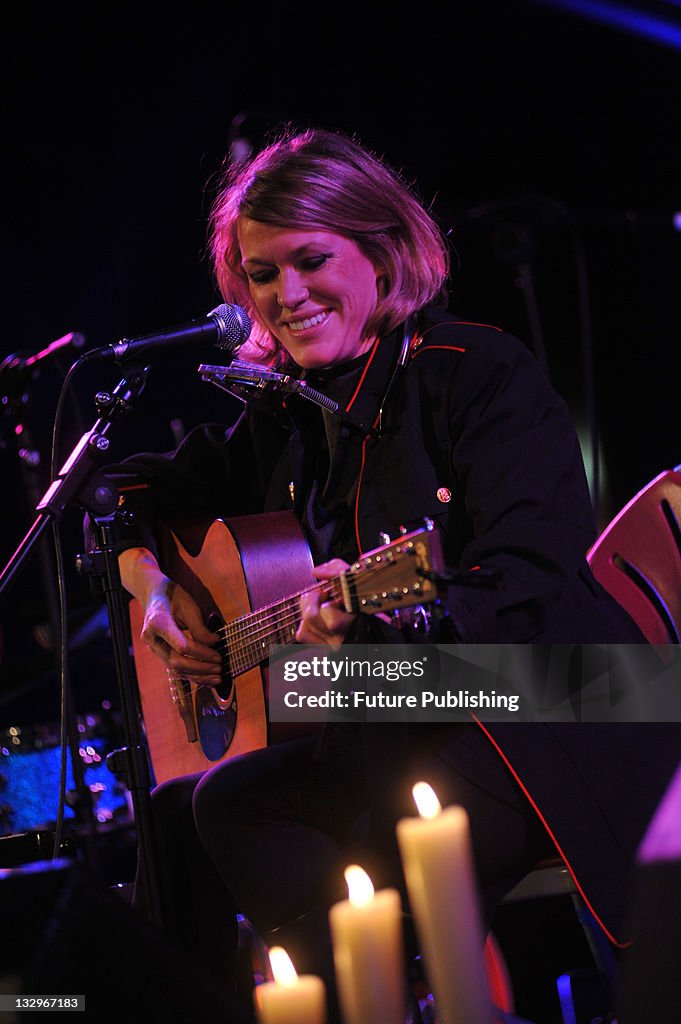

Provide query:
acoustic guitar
left=130, top=511, right=443, bottom=784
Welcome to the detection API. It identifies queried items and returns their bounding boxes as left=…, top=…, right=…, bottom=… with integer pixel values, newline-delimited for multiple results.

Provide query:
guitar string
left=222, top=604, right=335, bottom=663
left=170, top=553, right=422, bottom=684
left=221, top=559, right=421, bottom=675
left=221, top=554, right=413, bottom=644
left=222, top=583, right=343, bottom=676
left=169, top=565, right=393, bottom=692
left=219, top=557, right=411, bottom=657
left=221, top=581, right=338, bottom=647
left=221, top=557, right=420, bottom=661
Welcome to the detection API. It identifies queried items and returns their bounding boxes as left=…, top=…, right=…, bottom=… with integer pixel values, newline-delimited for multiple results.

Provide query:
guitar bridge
left=168, top=671, right=198, bottom=744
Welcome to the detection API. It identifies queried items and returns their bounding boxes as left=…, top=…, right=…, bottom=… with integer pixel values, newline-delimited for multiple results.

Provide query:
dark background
left=1, top=5, right=679, bottom=1018
left=1, top=0, right=680, bottom=714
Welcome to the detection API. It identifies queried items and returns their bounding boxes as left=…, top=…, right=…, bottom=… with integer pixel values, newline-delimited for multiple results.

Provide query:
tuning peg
left=399, top=525, right=408, bottom=535
left=379, top=531, right=391, bottom=545
left=423, top=517, right=434, bottom=531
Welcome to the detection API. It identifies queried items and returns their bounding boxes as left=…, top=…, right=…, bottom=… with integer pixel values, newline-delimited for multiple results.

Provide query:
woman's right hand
left=141, top=579, right=223, bottom=685
left=119, top=546, right=223, bottom=686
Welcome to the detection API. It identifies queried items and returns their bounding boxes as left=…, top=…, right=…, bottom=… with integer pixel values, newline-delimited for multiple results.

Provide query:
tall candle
left=254, top=946, right=326, bottom=1024
left=396, top=782, right=493, bottom=1024
left=329, top=865, right=406, bottom=1024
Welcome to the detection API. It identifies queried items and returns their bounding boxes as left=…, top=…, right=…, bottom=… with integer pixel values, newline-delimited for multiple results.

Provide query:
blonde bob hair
left=209, top=127, right=450, bottom=358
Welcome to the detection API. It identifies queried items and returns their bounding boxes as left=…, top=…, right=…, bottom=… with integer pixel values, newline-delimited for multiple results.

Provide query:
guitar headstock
left=341, top=523, right=445, bottom=615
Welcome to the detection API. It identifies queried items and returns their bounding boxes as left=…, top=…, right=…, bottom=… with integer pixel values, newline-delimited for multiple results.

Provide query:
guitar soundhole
left=191, top=609, right=237, bottom=761
left=195, top=682, right=237, bottom=762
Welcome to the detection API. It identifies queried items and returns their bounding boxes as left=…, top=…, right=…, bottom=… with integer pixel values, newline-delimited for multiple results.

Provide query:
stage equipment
left=0, top=303, right=250, bottom=931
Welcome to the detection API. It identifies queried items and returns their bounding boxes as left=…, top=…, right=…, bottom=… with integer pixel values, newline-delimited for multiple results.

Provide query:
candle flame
left=269, top=946, right=298, bottom=987
left=344, top=864, right=375, bottom=907
left=412, top=781, right=441, bottom=819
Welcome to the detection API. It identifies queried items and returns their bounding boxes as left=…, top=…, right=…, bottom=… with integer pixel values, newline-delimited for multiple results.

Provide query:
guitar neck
left=220, top=579, right=341, bottom=678
left=217, top=525, right=442, bottom=678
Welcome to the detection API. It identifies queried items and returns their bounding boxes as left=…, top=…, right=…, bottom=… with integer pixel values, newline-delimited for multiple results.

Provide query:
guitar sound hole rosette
left=195, top=685, right=238, bottom=761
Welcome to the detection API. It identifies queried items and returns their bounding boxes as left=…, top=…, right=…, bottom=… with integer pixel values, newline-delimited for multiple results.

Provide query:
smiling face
left=237, top=218, right=382, bottom=369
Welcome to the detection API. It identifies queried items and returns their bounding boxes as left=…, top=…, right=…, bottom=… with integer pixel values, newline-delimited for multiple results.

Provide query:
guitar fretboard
left=217, top=579, right=343, bottom=677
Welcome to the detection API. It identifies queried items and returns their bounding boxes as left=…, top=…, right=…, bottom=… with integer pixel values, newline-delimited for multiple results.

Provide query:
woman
left=113, top=128, right=678, bottom=1018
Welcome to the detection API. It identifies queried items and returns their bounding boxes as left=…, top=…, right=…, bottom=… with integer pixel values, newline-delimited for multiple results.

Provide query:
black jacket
left=105, top=306, right=680, bottom=943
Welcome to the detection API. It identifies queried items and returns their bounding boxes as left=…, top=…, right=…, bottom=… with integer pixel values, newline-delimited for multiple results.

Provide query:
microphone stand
left=0, top=366, right=165, bottom=929
left=0, top=361, right=96, bottom=835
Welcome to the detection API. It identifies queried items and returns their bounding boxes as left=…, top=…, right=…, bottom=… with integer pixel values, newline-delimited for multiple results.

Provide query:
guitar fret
left=214, top=532, right=435, bottom=680
left=276, top=597, right=298, bottom=645
left=223, top=593, right=305, bottom=677
left=225, top=583, right=357, bottom=677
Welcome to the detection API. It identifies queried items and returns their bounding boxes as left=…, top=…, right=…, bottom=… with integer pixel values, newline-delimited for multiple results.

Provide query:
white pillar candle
left=329, top=865, right=406, bottom=1024
left=254, top=946, right=327, bottom=1024
left=396, top=782, right=493, bottom=1024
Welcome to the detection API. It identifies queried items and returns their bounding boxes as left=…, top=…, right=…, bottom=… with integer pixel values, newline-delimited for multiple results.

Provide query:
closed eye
left=246, top=253, right=332, bottom=285
left=299, top=253, right=331, bottom=271
left=247, top=267, right=276, bottom=284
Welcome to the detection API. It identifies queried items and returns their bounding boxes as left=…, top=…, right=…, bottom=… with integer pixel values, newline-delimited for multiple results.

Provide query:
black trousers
left=136, top=723, right=554, bottom=1017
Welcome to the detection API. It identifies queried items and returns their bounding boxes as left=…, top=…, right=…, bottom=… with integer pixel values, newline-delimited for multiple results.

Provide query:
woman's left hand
left=296, top=559, right=356, bottom=648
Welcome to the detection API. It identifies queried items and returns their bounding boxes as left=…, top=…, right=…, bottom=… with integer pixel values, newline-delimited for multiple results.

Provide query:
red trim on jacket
left=354, top=412, right=381, bottom=554
left=409, top=318, right=504, bottom=359
left=471, top=714, right=632, bottom=949
left=419, top=319, right=503, bottom=334
left=345, top=337, right=381, bottom=412
left=412, top=344, right=467, bottom=356
left=448, top=320, right=503, bottom=332
left=354, top=437, right=370, bottom=553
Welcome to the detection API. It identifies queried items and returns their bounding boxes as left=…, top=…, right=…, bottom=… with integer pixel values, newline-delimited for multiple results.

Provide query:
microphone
left=80, top=303, right=252, bottom=364
left=0, top=331, right=86, bottom=390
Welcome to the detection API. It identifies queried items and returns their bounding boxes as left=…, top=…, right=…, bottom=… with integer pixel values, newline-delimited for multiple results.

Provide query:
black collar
left=298, top=317, right=414, bottom=436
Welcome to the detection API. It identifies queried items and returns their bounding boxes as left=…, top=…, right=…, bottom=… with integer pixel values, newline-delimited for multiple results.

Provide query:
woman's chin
left=284, top=344, right=334, bottom=370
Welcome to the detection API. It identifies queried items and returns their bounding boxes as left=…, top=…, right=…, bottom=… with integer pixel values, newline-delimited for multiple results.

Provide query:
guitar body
left=130, top=511, right=316, bottom=785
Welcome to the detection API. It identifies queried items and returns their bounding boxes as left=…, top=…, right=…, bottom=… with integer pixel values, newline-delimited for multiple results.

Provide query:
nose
left=277, top=268, right=308, bottom=310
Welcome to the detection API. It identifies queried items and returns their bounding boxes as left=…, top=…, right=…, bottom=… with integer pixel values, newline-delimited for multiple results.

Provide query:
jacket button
left=436, top=487, right=452, bottom=503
